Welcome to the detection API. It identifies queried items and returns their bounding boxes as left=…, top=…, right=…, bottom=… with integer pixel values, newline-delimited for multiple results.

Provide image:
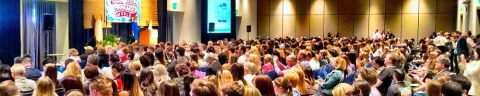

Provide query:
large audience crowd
left=0, top=31, right=479, bottom=96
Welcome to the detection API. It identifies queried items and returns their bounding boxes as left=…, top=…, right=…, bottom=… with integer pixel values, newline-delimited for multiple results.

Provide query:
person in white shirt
left=433, top=32, right=448, bottom=47
left=243, top=62, right=259, bottom=86
left=373, top=29, right=383, bottom=40
left=69, top=48, right=82, bottom=63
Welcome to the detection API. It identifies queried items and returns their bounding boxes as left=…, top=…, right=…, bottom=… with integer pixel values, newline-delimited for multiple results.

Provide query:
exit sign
left=173, top=2, right=177, bottom=10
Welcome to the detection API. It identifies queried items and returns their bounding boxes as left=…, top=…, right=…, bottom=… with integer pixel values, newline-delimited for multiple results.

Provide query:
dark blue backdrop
left=0, top=0, right=21, bottom=65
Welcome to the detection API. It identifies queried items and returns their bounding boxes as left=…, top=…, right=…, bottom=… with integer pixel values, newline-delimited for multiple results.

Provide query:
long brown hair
left=158, top=80, right=179, bottom=96
left=139, top=67, right=157, bottom=95
left=44, top=64, right=60, bottom=88
left=253, top=75, right=275, bottom=96
left=121, top=71, right=144, bottom=96
left=274, top=77, right=293, bottom=96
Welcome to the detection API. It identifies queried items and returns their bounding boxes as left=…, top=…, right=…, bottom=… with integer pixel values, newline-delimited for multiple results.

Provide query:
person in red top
left=111, top=62, right=125, bottom=91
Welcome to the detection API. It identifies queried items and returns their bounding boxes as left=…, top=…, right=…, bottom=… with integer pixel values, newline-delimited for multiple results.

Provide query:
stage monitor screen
left=207, top=0, right=232, bottom=33
left=105, top=0, right=141, bottom=22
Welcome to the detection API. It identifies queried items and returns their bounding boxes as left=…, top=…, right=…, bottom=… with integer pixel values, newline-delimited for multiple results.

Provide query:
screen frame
left=201, top=0, right=236, bottom=43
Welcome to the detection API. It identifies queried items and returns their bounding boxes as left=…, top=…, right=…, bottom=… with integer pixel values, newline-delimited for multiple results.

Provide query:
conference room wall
left=257, top=0, right=457, bottom=40
left=167, top=0, right=257, bottom=42
left=236, top=0, right=258, bottom=40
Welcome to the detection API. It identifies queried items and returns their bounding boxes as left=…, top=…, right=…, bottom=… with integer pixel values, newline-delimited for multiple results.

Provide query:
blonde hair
left=243, top=86, right=261, bottom=96
left=33, top=77, right=56, bottom=96
left=219, top=70, right=234, bottom=87
left=248, top=54, right=261, bottom=66
left=292, top=68, right=308, bottom=94
left=129, top=61, right=142, bottom=72
left=64, top=62, right=83, bottom=80
left=65, top=90, right=84, bottom=96
left=206, top=75, right=220, bottom=91
left=10, top=64, right=26, bottom=76
left=334, top=57, right=347, bottom=71
left=332, top=83, right=354, bottom=96
left=152, top=64, right=170, bottom=82
left=283, top=70, right=300, bottom=87
left=70, top=48, right=79, bottom=56
left=273, top=77, right=293, bottom=96
left=244, top=62, right=260, bottom=75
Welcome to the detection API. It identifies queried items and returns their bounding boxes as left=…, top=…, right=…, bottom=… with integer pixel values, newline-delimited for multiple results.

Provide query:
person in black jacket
left=97, top=46, right=110, bottom=68
left=454, top=32, right=469, bottom=73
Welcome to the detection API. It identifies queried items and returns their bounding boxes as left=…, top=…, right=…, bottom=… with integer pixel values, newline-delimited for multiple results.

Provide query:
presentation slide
left=105, top=0, right=141, bottom=22
left=207, top=0, right=232, bottom=33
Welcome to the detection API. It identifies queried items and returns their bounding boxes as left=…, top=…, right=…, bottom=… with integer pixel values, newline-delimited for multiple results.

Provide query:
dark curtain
left=158, top=0, right=167, bottom=42
left=69, top=0, right=91, bottom=54
left=0, top=0, right=20, bottom=65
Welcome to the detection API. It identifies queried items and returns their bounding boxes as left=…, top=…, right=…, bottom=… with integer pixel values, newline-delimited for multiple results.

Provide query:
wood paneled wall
left=257, top=0, right=457, bottom=40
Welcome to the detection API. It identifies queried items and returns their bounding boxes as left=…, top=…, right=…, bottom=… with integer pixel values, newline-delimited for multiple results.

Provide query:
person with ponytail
left=273, top=77, right=294, bottom=96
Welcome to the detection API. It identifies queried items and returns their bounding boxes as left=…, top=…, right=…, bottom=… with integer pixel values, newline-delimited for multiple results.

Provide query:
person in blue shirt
left=131, top=16, right=139, bottom=42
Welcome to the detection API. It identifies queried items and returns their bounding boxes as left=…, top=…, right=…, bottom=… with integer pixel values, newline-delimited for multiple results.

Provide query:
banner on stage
left=105, top=0, right=141, bottom=22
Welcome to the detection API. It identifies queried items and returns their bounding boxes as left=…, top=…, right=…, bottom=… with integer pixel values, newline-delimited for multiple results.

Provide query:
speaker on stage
left=246, top=25, right=251, bottom=33
left=208, top=23, right=215, bottom=32
left=43, top=14, right=54, bottom=30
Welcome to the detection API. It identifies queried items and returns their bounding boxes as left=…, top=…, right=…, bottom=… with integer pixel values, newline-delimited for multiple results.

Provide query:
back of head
left=253, top=75, right=275, bottom=96
left=230, top=63, right=245, bottom=81
left=175, top=64, right=190, bottom=77
left=44, top=64, right=59, bottom=87
left=10, top=64, right=25, bottom=77
left=353, top=80, right=371, bottom=96
left=393, top=69, right=405, bottom=81
left=450, top=75, right=471, bottom=94
left=219, top=70, right=233, bottom=84
left=442, top=81, right=463, bottom=96
left=221, top=81, right=244, bottom=96
left=111, top=62, right=125, bottom=73
left=65, top=90, right=84, bottom=96
left=159, top=80, right=179, bottom=96
left=244, top=62, right=260, bottom=75
left=426, top=80, right=442, bottom=96
left=243, top=86, right=262, bottom=96
left=0, top=80, right=19, bottom=96
left=273, top=77, right=293, bottom=95
left=87, top=55, right=100, bottom=66
left=332, top=83, right=354, bottom=96
left=90, top=75, right=113, bottom=96
left=0, top=64, right=12, bottom=82
left=283, top=70, right=299, bottom=87
left=61, top=76, right=84, bottom=94
left=83, top=65, right=99, bottom=79
left=109, top=54, right=120, bottom=63
left=34, top=77, right=56, bottom=96
left=65, top=62, right=82, bottom=79
left=129, top=61, right=142, bottom=72
left=358, top=68, right=377, bottom=85
left=139, top=55, right=152, bottom=68
left=152, top=64, right=169, bottom=82
left=190, top=79, right=219, bottom=96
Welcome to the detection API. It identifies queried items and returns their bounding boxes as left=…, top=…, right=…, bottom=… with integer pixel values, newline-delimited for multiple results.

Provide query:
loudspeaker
left=208, top=23, right=215, bottom=32
left=246, top=25, right=251, bottom=33
left=43, top=14, right=54, bottom=30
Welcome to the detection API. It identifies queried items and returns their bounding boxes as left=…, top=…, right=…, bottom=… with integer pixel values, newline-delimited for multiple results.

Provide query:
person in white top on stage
left=373, top=29, right=383, bottom=40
